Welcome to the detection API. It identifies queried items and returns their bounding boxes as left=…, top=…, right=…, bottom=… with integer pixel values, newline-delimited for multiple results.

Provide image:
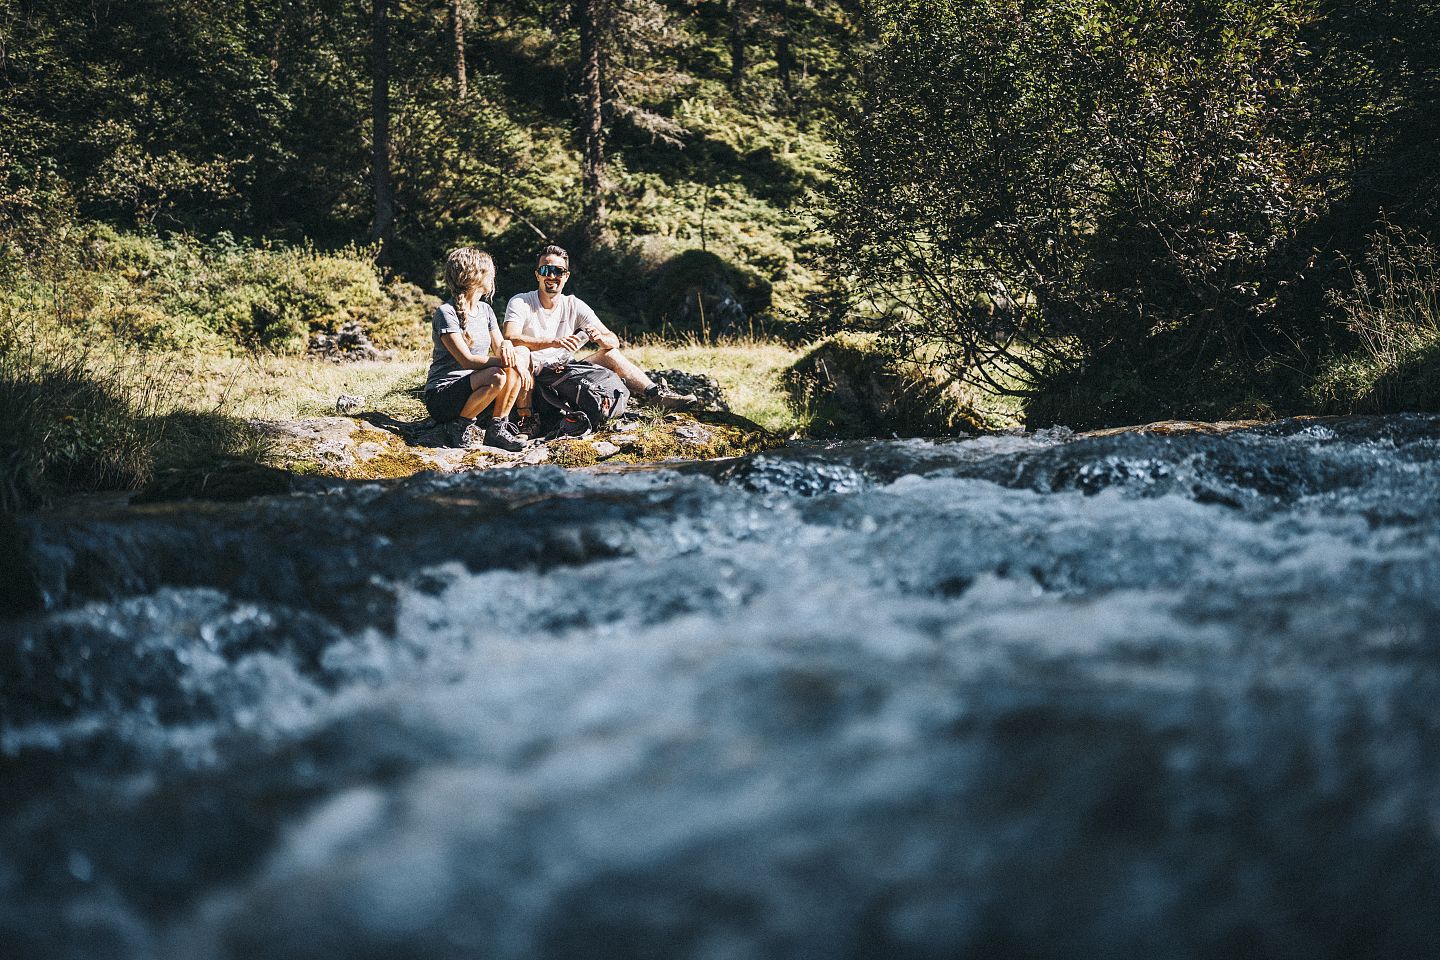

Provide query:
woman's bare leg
left=492, top=368, right=520, bottom=419
left=459, top=368, right=506, bottom=419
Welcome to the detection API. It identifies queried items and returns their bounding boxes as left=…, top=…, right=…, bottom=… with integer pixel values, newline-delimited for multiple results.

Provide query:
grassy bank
left=626, top=338, right=807, bottom=435
left=133, top=338, right=806, bottom=433
left=0, top=226, right=817, bottom=509
left=9, top=220, right=1440, bottom=511
left=0, top=229, right=427, bottom=509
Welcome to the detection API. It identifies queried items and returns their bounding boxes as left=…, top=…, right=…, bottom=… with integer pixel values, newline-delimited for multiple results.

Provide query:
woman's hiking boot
left=484, top=417, right=528, bottom=452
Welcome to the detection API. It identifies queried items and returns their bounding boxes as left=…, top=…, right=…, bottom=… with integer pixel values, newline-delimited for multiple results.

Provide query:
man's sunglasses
left=537, top=264, right=569, bottom=278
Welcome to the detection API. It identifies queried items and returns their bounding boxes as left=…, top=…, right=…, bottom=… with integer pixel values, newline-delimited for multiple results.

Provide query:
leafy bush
left=0, top=322, right=170, bottom=511
left=784, top=332, right=992, bottom=437
left=1313, top=223, right=1440, bottom=413
left=51, top=226, right=430, bottom=354
left=827, top=0, right=1324, bottom=422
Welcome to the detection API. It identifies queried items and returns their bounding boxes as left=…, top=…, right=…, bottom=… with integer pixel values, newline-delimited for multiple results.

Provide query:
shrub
left=827, top=0, right=1324, bottom=419
left=0, top=323, right=169, bottom=511
left=1312, top=223, right=1440, bottom=413
left=47, top=227, right=428, bottom=354
left=784, top=332, right=992, bottom=437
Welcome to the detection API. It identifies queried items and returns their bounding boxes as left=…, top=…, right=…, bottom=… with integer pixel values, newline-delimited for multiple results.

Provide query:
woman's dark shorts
left=424, top=375, right=477, bottom=423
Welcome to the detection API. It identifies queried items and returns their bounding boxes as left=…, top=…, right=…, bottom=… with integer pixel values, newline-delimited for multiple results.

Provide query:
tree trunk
left=370, top=0, right=395, bottom=262
left=728, top=0, right=747, bottom=93
left=451, top=0, right=467, bottom=98
left=776, top=8, right=795, bottom=98
left=576, top=0, right=611, bottom=246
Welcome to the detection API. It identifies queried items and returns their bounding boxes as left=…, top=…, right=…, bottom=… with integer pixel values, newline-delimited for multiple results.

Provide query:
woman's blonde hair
left=443, top=247, right=495, bottom=302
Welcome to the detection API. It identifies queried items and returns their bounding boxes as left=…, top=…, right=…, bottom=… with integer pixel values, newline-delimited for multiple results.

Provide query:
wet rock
left=7, top=415, right=1440, bottom=959
left=135, top=461, right=298, bottom=504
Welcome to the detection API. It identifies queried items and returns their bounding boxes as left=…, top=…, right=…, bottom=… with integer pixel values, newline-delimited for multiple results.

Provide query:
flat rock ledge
left=138, top=412, right=778, bottom=502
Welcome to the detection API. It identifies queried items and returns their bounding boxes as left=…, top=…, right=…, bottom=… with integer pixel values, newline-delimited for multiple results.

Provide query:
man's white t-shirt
left=502, top=291, right=600, bottom=370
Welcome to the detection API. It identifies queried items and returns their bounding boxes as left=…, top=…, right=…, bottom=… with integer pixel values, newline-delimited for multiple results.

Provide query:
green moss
left=612, top=413, right=777, bottom=463
left=346, top=447, right=444, bottom=480
left=459, top=449, right=498, bottom=469
left=549, top=438, right=602, bottom=468
left=1310, top=336, right=1440, bottom=414
left=784, top=332, right=988, bottom=438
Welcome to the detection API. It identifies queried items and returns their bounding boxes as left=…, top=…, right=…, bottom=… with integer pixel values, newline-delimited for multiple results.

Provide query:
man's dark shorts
left=424, top=375, right=476, bottom=423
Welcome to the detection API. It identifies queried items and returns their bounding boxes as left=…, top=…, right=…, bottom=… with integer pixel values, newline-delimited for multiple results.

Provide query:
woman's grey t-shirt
left=425, top=300, right=501, bottom=395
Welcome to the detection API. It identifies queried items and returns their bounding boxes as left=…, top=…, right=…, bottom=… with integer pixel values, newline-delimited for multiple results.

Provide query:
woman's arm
left=440, top=331, right=501, bottom=370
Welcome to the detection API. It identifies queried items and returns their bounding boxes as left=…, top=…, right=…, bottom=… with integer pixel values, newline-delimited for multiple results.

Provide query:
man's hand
left=499, top=339, right=517, bottom=367
left=556, top=332, right=587, bottom=352
left=590, top=328, right=620, bottom=351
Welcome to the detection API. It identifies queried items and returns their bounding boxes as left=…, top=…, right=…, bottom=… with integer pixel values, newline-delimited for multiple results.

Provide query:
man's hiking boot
left=484, top=418, right=528, bottom=453
left=514, top=412, right=542, bottom=439
left=643, top=384, right=700, bottom=411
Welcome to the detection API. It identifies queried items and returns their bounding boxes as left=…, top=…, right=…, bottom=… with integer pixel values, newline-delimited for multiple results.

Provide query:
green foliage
left=784, top=332, right=991, bottom=437
left=828, top=0, right=1324, bottom=423
left=0, top=0, right=863, bottom=322
left=0, top=323, right=168, bottom=511
left=0, top=230, right=430, bottom=451
left=1312, top=222, right=1440, bottom=413
left=26, top=226, right=429, bottom=354
left=823, top=0, right=1440, bottom=426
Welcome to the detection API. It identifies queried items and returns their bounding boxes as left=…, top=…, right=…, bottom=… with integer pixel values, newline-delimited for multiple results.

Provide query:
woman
left=422, top=247, right=532, bottom=451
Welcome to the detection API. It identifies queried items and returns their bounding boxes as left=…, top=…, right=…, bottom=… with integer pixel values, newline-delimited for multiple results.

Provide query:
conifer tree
left=451, top=0, right=468, bottom=98
left=370, top=0, right=395, bottom=261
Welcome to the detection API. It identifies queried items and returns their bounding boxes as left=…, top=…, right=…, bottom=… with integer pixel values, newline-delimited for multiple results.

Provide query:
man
left=503, top=245, right=698, bottom=422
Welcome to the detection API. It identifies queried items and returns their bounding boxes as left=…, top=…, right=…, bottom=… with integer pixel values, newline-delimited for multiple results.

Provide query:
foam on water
left=4, top=417, right=1440, bottom=959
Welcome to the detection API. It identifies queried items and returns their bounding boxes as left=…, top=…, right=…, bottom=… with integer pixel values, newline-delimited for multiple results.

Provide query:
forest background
left=2, top=0, right=1439, bottom=510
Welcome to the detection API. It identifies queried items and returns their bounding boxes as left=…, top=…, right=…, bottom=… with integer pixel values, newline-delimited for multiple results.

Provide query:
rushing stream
left=4, top=415, right=1440, bottom=959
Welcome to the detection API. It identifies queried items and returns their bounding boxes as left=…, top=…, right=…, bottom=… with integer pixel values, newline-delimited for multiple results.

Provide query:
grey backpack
left=534, top=360, right=629, bottom=434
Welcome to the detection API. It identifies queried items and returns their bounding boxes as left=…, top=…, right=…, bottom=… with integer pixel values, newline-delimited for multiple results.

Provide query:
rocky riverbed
left=4, top=415, right=1439, bottom=959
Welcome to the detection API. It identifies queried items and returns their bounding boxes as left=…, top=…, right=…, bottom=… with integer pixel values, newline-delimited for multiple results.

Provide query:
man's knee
left=592, top=347, right=624, bottom=368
